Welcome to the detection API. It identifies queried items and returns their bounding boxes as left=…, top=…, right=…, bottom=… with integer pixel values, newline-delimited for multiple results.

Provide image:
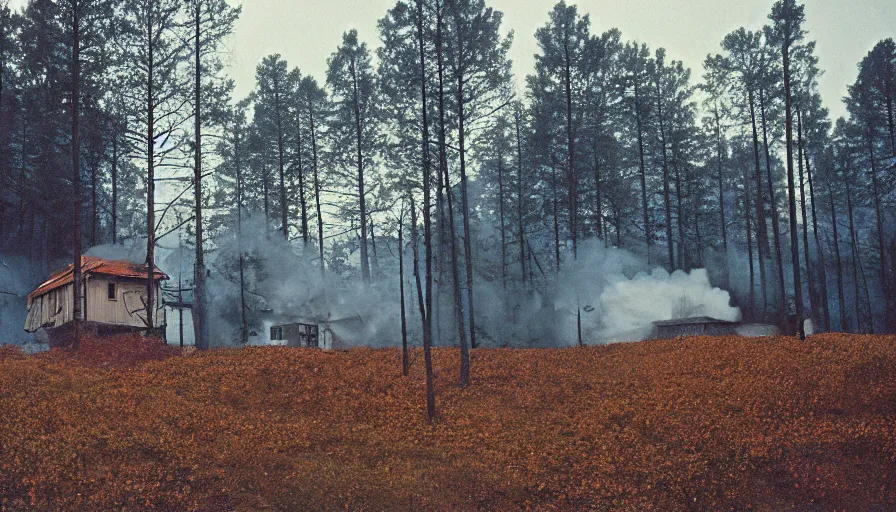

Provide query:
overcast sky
left=8, top=0, right=896, bottom=120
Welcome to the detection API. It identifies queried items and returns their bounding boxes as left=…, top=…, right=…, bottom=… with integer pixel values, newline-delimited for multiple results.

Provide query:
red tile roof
left=28, top=257, right=169, bottom=305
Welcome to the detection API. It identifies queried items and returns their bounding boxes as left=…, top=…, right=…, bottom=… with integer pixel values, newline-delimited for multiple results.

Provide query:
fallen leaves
left=0, top=333, right=894, bottom=511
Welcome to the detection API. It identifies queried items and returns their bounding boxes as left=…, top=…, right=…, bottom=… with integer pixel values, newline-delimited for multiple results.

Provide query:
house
left=650, top=316, right=740, bottom=340
left=270, top=322, right=323, bottom=348
left=24, top=257, right=168, bottom=340
left=269, top=315, right=369, bottom=350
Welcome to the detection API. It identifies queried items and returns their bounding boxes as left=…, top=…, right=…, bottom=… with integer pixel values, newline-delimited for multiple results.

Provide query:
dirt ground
left=1, top=333, right=894, bottom=511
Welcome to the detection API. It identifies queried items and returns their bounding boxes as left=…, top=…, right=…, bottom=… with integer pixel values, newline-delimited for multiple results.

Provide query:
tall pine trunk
left=71, top=3, right=83, bottom=349
left=656, top=69, right=675, bottom=270
left=498, top=150, right=507, bottom=288
left=454, top=12, right=477, bottom=354
left=145, top=8, right=156, bottom=336
left=782, top=35, right=804, bottom=333
left=748, top=88, right=770, bottom=313
left=796, top=108, right=818, bottom=328
left=398, top=207, right=408, bottom=376
left=866, top=131, right=892, bottom=331
left=193, top=0, right=209, bottom=350
left=235, top=128, right=248, bottom=344
left=295, top=115, right=309, bottom=244
left=111, top=133, right=118, bottom=245
left=743, top=152, right=756, bottom=314
left=309, top=102, right=325, bottom=272
left=634, top=80, right=650, bottom=265
left=350, top=56, right=370, bottom=282
left=415, top=0, right=435, bottom=418
left=759, top=86, right=787, bottom=311
left=515, top=110, right=527, bottom=284
left=827, top=176, right=845, bottom=331
left=275, top=74, right=288, bottom=241
left=435, top=1, right=467, bottom=359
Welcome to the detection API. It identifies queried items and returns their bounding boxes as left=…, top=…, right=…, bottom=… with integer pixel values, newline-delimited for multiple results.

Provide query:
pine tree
left=327, top=30, right=380, bottom=284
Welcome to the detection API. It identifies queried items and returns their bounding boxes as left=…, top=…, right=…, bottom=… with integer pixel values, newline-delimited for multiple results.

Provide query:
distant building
left=24, top=257, right=168, bottom=340
left=650, top=317, right=740, bottom=340
left=269, top=315, right=369, bottom=350
left=270, top=322, right=322, bottom=348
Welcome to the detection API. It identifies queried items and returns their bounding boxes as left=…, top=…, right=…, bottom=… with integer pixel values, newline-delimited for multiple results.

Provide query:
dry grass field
left=1, top=333, right=894, bottom=511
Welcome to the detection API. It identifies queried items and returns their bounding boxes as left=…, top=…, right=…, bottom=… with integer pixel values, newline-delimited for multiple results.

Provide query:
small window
left=107, top=282, right=117, bottom=301
left=271, top=327, right=283, bottom=341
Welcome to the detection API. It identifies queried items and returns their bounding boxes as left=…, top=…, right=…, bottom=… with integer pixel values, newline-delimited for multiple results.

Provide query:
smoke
left=85, top=240, right=148, bottom=264
left=200, top=223, right=742, bottom=348
left=201, top=214, right=412, bottom=348
left=2, top=217, right=742, bottom=350
left=471, top=239, right=741, bottom=346
left=599, top=268, right=742, bottom=338
left=0, top=254, right=41, bottom=346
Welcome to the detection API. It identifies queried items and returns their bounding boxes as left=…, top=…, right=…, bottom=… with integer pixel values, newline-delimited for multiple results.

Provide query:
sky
left=7, top=0, right=896, bottom=121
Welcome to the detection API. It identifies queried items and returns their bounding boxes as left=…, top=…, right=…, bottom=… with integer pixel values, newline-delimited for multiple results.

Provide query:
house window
left=107, top=282, right=117, bottom=301
left=271, top=327, right=283, bottom=341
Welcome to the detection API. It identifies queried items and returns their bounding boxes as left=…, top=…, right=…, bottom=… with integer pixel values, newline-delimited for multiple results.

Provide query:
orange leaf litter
left=1, top=333, right=894, bottom=511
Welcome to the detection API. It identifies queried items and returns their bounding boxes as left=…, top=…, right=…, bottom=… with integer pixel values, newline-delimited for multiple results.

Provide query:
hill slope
left=1, top=334, right=894, bottom=511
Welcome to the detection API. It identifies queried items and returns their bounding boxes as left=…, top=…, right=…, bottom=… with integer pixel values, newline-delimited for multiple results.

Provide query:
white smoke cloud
left=599, top=268, right=742, bottom=338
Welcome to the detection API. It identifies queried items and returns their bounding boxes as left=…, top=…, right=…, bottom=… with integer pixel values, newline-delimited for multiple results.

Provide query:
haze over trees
left=0, top=0, right=894, bottom=417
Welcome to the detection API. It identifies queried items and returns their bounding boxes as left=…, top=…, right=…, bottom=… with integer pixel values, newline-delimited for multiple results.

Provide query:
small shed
left=24, top=257, right=168, bottom=337
left=270, top=322, right=322, bottom=348
left=650, top=316, right=739, bottom=340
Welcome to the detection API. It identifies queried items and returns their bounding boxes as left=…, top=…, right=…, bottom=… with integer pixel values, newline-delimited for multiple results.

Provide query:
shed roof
left=28, top=257, right=168, bottom=304
left=653, top=316, right=738, bottom=327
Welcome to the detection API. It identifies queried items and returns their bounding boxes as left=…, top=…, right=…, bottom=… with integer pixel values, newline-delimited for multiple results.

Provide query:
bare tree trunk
left=192, top=0, right=208, bottom=350
left=262, top=158, right=270, bottom=222
left=498, top=149, right=507, bottom=289
left=748, top=88, right=770, bottom=314
left=398, top=206, right=408, bottom=376
left=411, top=197, right=425, bottom=346
left=593, top=145, right=603, bottom=240
left=454, top=14, right=477, bottom=354
left=515, top=109, right=527, bottom=285
left=672, top=154, right=686, bottom=270
left=550, top=157, right=561, bottom=273
left=71, top=2, right=83, bottom=349
left=90, top=150, right=97, bottom=246
left=309, top=102, right=325, bottom=272
left=634, top=80, right=651, bottom=264
left=656, top=70, right=675, bottom=270
left=759, top=86, right=787, bottom=312
left=274, top=72, right=289, bottom=241
left=563, top=40, right=578, bottom=258
left=111, top=133, right=118, bottom=245
left=235, top=127, right=248, bottom=344
left=435, top=1, right=466, bottom=360
left=714, top=104, right=728, bottom=255
left=145, top=9, right=156, bottom=335
left=826, top=177, right=845, bottom=331
left=800, top=108, right=831, bottom=331
left=295, top=114, right=309, bottom=244
left=350, top=56, right=370, bottom=283
left=807, top=149, right=830, bottom=331
left=796, top=108, right=818, bottom=328
left=782, top=37, right=804, bottom=333
left=846, top=173, right=862, bottom=332
left=414, top=0, right=435, bottom=416
left=743, top=154, right=756, bottom=314
left=866, top=131, right=893, bottom=330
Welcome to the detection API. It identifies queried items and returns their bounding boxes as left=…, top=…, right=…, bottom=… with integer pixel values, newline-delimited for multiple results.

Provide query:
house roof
left=28, top=257, right=169, bottom=305
left=653, top=316, right=738, bottom=327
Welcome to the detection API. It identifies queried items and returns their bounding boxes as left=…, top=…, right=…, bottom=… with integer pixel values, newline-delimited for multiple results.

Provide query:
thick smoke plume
left=1, top=223, right=741, bottom=350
